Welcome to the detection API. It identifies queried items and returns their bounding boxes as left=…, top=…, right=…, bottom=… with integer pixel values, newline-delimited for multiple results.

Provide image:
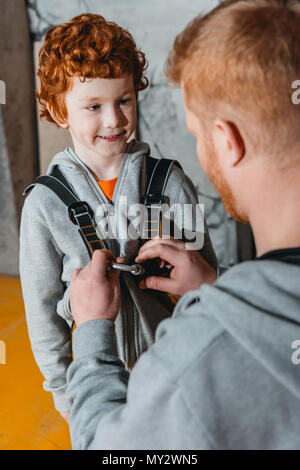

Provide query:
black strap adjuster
left=68, top=201, right=94, bottom=225
left=143, top=194, right=168, bottom=207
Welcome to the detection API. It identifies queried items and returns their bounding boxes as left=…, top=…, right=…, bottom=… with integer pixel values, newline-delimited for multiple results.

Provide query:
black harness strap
left=23, top=157, right=183, bottom=253
left=23, top=167, right=106, bottom=257
left=50, top=165, right=77, bottom=194
left=141, top=156, right=182, bottom=239
left=33, top=175, right=79, bottom=207
left=145, top=157, right=182, bottom=204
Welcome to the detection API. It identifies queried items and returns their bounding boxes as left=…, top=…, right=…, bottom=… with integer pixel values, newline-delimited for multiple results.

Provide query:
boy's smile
left=60, top=74, right=137, bottom=172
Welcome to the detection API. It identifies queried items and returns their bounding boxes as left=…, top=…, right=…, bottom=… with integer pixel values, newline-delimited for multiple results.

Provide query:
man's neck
left=247, top=170, right=300, bottom=257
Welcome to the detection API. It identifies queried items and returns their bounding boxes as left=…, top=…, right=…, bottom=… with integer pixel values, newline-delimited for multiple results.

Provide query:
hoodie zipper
left=65, top=145, right=138, bottom=368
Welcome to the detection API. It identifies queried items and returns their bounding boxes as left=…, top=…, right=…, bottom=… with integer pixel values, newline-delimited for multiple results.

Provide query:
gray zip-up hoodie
left=66, top=257, right=300, bottom=450
left=19, top=140, right=217, bottom=413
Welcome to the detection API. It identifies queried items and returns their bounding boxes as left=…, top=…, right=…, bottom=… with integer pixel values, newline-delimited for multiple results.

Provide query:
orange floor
left=0, top=274, right=71, bottom=450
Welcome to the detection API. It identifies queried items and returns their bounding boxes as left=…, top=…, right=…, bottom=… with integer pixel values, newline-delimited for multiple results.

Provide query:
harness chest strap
left=23, top=157, right=183, bottom=255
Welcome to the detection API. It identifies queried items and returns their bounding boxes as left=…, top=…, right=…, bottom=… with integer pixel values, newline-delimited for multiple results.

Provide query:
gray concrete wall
left=0, top=107, right=19, bottom=275
left=0, top=0, right=39, bottom=275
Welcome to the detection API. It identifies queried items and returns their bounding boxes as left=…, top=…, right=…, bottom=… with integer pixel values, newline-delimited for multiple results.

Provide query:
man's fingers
left=140, top=275, right=175, bottom=294
left=139, top=237, right=186, bottom=251
left=136, top=237, right=187, bottom=260
left=91, top=249, right=116, bottom=278
left=137, top=237, right=179, bottom=252
left=136, top=243, right=184, bottom=266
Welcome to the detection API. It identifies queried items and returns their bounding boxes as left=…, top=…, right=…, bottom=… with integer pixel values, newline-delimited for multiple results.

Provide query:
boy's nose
left=102, top=106, right=127, bottom=129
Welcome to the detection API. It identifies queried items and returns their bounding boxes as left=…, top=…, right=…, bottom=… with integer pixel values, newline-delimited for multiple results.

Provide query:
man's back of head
left=166, top=0, right=300, bottom=255
left=166, top=0, right=300, bottom=163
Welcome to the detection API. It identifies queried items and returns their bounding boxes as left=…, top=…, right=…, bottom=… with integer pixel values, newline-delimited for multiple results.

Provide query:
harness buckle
left=68, top=202, right=94, bottom=226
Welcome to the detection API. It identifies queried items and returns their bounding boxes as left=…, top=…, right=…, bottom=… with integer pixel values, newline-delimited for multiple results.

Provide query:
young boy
left=19, top=13, right=217, bottom=422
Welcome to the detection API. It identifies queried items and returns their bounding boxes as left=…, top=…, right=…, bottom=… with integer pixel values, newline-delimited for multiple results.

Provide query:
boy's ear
left=46, top=103, right=69, bottom=129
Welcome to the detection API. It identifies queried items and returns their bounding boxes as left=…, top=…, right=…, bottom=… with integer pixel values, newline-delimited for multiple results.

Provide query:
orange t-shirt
left=97, top=176, right=118, bottom=201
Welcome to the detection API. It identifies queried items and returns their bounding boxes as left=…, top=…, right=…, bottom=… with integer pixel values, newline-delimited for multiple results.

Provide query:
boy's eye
left=88, top=105, right=100, bottom=111
left=119, top=99, right=131, bottom=105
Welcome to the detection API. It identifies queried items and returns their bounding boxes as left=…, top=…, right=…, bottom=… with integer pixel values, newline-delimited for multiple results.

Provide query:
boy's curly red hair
left=37, top=13, right=148, bottom=126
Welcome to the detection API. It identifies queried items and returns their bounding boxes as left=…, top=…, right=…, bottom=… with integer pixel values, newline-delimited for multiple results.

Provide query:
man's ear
left=46, top=103, right=69, bottom=129
left=213, top=119, right=245, bottom=166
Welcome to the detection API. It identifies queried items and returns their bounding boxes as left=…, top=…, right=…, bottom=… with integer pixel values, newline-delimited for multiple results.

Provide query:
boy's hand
left=70, top=249, right=120, bottom=326
left=60, top=411, right=70, bottom=424
left=135, top=238, right=217, bottom=296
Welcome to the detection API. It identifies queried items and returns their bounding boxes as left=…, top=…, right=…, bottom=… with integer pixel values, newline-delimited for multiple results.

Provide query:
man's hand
left=135, top=238, right=217, bottom=296
left=70, top=249, right=121, bottom=327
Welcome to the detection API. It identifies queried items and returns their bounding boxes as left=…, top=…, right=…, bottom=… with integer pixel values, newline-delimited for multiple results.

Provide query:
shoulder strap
left=32, top=174, right=79, bottom=207
left=141, top=156, right=183, bottom=239
left=143, top=156, right=182, bottom=206
left=23, top=166, right=105, bottom=256
left=145, top=156, right=158, bottom=194
left=50, top=165, right=78, bottom=195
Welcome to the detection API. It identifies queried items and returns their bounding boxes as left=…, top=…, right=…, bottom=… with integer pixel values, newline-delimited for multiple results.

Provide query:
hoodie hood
left=181, top=259, right=300, bottom=401
left=46, top=140, right=150, bottom=175
left=209, top=259, right=300, bottom=399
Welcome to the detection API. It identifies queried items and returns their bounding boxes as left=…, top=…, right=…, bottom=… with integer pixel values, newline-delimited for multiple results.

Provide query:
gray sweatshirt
left=19, top=140, right=217, bottom=413
left=66, top=257, right=300, bottom=450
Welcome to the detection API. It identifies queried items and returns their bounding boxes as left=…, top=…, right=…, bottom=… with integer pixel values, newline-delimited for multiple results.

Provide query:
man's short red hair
left=37, top=13, right=148, bottom=126
left=165, top=0, right=300, bottom=161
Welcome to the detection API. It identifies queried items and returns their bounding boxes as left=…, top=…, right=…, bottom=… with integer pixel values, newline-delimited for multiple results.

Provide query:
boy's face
left=60, top=74, right=137, bottom=162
